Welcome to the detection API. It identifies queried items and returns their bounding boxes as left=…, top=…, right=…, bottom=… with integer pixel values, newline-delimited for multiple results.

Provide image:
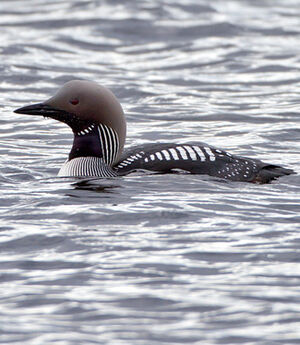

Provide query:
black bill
left=14, top=103, right=63, bottom=117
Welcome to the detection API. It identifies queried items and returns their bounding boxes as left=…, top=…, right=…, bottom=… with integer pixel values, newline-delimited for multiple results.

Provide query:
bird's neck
left=69, top=123, right=120, bottom=166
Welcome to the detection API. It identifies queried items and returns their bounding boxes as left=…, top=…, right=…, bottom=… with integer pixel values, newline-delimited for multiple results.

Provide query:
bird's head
left=14, top=80, right=126, bottom=154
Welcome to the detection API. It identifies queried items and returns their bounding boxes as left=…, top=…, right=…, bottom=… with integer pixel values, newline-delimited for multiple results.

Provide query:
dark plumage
left=14, top=80, right=295, bottom=183
left=116, top=143, right=294, bottom=183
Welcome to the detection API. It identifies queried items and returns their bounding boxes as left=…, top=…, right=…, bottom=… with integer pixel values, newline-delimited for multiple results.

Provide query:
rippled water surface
left=1, top=0, right=300, bottom=344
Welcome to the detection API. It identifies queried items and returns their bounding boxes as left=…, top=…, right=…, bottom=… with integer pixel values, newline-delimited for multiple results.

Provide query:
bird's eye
left=70, top=98, right=79, bottom=105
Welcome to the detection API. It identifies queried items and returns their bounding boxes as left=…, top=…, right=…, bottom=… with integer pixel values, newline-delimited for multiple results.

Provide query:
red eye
left=70, top=98, right=79, bottom=105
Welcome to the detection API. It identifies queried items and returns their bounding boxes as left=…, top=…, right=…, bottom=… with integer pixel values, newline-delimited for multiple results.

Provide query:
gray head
left=14, top=80, right=126, bottom=163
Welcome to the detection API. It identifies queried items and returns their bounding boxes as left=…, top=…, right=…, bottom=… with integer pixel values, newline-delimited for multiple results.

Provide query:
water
left=1, top=0, right=300, bottom=344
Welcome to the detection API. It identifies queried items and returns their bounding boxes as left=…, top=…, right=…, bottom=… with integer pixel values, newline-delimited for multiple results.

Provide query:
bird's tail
left=253, top=165, right=295, bottom=184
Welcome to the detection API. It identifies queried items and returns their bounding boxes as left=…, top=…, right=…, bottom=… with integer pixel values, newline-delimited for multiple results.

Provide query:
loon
left=14, top=80, right=294, bottom=183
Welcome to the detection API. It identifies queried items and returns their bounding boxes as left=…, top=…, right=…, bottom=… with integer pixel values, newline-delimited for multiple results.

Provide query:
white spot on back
left=176, top=146, right=188, bottom=160
left=155, top=152, right=163, bottom=160
left=150, top=154, right=156, bottom=161
left=192, top=146, right=206, bottom=161
left=169, top=148, right=179, bottom=160
left=183, top=146, right=197, bottom=160
left=204, top=147, right=216, bottom=161
left=161, top=150, right=171, bottom=161
left=118, top=162, right=128, bottom=167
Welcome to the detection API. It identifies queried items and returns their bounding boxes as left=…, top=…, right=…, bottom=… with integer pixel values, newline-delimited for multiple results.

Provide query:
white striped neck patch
left=69, top=123, right=120, bottom=167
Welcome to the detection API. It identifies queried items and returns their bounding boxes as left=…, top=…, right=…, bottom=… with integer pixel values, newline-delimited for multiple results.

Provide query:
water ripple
left=0, top=0, right=300, bottom=344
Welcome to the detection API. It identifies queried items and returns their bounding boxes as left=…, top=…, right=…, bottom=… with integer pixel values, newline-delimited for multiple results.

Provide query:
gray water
left=1, top=0, right=300, bottom=344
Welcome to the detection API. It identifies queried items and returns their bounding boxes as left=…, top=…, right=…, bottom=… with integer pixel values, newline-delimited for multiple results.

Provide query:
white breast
left=58, top=157, right=117, bottom=178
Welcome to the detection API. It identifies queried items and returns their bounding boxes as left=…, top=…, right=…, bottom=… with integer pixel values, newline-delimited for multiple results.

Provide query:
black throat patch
left=69, top=125, right=103, bottom=160
left=69, top=123, right=120, bottom=166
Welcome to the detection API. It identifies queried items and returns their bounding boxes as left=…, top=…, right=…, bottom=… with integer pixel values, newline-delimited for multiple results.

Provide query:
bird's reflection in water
left=70, top=177, right=120, bottom=194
